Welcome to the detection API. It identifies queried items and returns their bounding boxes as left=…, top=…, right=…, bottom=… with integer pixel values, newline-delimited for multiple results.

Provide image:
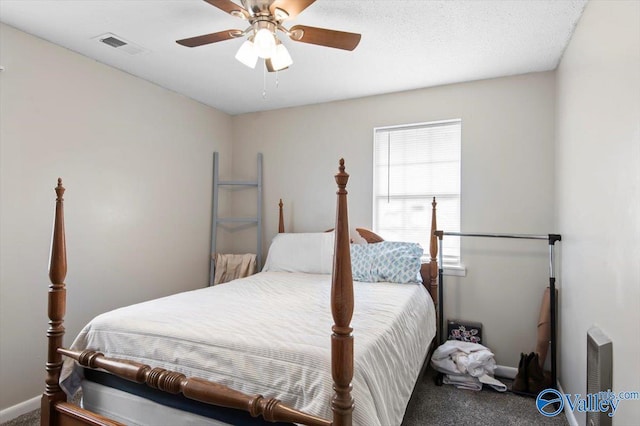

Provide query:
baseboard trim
left=557, top=380, right=578, bottom=426
left=495, top=364, right=517, bottom=380
left=0, top=395, right=40, bottom=423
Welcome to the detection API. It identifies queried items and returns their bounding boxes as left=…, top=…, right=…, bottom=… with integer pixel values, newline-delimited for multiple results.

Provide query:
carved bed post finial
left=41, top=178, right=68, bottom=425
left=331, top=158, right=354, bottom=426
left=50, top=178, right=67, bottom=283
left=278, top=199, right=285, bottom=233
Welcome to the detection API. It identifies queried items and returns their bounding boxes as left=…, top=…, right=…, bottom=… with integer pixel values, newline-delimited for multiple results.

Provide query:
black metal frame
left=435, top=230, right=561, bottom=389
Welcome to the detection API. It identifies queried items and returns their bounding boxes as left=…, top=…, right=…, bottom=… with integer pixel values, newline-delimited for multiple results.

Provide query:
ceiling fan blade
left=288, top=25, right=361, bottom=51
left=269, top=0, right=316, bottom=20
left=203, top=0, right=249, bottom=19
left=176, top=30, right=242, bottom=47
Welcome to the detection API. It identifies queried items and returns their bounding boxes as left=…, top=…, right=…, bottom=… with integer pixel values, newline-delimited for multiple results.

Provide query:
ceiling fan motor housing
left=242, top=0, right=276, bottom=18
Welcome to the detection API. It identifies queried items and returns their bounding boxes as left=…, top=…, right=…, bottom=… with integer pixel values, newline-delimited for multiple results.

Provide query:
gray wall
left=555, top=1, right=640, bottom=424
left=0, top=23, right=232, bottom=411
left=231, top=71, right=557, bottom=369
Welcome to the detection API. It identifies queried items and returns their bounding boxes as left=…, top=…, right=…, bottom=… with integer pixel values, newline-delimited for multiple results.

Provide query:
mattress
left=61, top=271, right=436, bottom=426
left=81, top=379, right=230, bottom=426
left=81, top=372, right=291, bottom=426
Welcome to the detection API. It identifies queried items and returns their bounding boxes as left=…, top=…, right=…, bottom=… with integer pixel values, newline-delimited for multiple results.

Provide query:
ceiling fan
left=176, top=0, right=362, bottom=72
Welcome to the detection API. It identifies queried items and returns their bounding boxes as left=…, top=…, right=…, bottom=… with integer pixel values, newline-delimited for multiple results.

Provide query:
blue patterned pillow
left=351, top=241, right=423, bottom=283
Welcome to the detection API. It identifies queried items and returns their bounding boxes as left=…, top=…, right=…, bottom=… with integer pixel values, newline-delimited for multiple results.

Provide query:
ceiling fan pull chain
left=262, top=60, right=267, bottom=99
left=275, top=70, right=280, bottom=89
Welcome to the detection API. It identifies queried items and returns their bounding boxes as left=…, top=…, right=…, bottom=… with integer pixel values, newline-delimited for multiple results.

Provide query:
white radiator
left=586, top=326, right=612, bottom=426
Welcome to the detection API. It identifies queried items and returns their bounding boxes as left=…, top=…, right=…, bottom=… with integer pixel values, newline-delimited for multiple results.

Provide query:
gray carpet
left=1, top=410, right=39, bottom=426
left=402, top=368, right=567, bottom=425
left=4, top=372, right=567, bottom=426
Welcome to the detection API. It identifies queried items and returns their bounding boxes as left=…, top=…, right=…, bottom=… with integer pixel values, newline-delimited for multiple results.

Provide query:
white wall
left=555, top=1, right=640, bottom=424
left=0, top=24, right=232, bottom=411
left=231, top=72, right=557, bottom=368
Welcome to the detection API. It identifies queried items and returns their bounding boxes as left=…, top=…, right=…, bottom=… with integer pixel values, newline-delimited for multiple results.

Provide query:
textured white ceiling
left=0, top=0, right=587, bottom=115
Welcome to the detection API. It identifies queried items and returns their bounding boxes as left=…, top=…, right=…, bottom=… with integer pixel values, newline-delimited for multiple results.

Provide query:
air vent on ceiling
left=101, top=36, right=126, bottom=48
left=93, top=33, right=149, bottom=56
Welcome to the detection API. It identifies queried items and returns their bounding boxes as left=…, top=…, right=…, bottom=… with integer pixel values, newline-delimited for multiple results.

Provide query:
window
left=373, top=119, right=461, bottom=265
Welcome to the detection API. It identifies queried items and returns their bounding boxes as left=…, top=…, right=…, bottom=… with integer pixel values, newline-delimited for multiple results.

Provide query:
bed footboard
left=59, top=348, right=331, bottom=426
left=50, top=402, right=124, bottom=426
left=43, top=159, right=355, bottom=426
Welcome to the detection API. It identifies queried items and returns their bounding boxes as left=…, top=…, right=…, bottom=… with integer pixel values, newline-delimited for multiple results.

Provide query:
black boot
left=512, top=352, right=529, bottom=392
left=527, top=353, right=551, bottom=394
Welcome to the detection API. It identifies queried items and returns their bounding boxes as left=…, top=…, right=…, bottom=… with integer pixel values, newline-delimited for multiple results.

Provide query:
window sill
left=443, top=263, right=466, bottom=277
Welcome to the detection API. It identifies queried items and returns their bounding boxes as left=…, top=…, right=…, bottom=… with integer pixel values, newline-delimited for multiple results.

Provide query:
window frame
left=372, top=119, right=463, bottom=270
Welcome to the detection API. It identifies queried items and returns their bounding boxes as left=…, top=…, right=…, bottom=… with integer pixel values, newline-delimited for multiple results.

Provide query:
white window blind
left=373, top=119, right=461, bottom=265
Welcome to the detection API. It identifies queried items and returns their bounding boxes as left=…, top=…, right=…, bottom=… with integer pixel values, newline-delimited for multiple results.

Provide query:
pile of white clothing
left=431, top=340, right=507, bottom=392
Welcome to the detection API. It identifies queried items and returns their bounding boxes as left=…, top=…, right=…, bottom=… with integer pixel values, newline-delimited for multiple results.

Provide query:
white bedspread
left=61, top=271, right=435, bottom=426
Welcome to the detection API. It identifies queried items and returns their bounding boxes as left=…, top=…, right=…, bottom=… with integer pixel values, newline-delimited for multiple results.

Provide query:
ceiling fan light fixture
left=253, top=21, right=277, bottom=59
left=269, top=42, right=293, bottom=71
left=235, top=39, right=258, bottom=68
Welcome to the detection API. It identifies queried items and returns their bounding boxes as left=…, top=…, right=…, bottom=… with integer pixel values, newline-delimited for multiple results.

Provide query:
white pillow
left=262, top=232, right=335, bottom=274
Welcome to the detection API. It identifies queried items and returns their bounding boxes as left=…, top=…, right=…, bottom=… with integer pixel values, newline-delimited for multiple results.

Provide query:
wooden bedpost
left=331, top=159, right=354, bottom=426
left=428, top=197, right=439, bottom=303
left=41, top=179, right=68, bottom=426
left=278, top=199, right=285, bottom=233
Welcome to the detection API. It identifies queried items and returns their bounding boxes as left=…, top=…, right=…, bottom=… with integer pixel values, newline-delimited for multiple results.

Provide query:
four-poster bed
left=41, top=159, right=441, bottom=426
